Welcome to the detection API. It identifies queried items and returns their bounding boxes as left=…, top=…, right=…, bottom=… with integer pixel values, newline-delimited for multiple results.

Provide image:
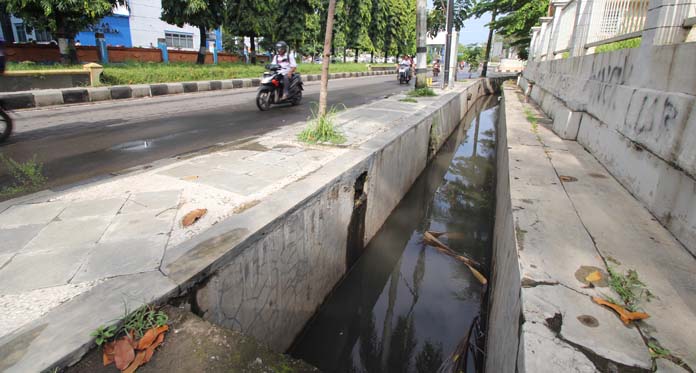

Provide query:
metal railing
left=554, top=0, right=578, bottom=54
left=586, top=0, right=649, bottom=46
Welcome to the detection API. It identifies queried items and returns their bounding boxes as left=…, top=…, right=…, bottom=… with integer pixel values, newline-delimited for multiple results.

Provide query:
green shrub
left=595, top=37, right=641, bottom=54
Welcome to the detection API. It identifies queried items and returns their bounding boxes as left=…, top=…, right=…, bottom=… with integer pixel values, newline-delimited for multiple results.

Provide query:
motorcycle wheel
left=291, top=90, right=302, bottom=106
left=0, top=109, right=12, bottom=144
left=256, top=89, right=272, bottom=111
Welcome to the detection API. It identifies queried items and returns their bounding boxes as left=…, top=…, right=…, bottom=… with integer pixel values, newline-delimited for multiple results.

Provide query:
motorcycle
left=398, top=63, right=411, bottom=84
left=0, top=104, right=12, bottom=144
left=256, top=64, right=304, bottom=111
left=433, top=62, right=441, bottom=78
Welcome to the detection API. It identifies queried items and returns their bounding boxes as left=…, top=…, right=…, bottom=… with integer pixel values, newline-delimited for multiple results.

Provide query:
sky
left=426, top=0, right=493, bottom=45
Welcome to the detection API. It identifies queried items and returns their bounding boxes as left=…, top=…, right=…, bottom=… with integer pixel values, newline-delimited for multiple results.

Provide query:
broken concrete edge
left=0, top=70, right=397, bottom=110
left=485, top=84, right=657, bottom=373
left=0, top=78, right=511, bottom=373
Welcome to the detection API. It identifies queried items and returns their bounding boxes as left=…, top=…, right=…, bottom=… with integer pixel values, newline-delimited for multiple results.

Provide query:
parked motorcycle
left=256, top=64, right=304, bottom=111
left=398, top=62, right=411, bottom=84
left=433, top=62, right=441, bottom=77
left=0, top=105, right=12, bottom=144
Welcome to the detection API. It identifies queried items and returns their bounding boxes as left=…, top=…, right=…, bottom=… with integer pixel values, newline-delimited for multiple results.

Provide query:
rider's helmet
left=275, top=41, right=288, bottom=55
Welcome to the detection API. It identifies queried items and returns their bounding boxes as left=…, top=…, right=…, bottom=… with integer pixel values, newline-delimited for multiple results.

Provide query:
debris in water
left=591, top=297, right=649, bottom=325
left=182, top=208, right=207, bottom=227
left=423, top=231, right=487, bottom=285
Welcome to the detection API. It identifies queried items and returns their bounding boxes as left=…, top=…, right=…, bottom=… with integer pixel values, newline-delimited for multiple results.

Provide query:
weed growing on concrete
left=91, top=304, right=168, bottom=345
left=0, top=155, right=47, bottom=197
left=408, top=87, right=437, bottom=97
left=524, top=108, right=539, bottom=130
left=298, top=105, right=346, bottom=144
left=648, top=341, right=671, bottom=359
left=399, top=97, right=418, bottom=103
left=606, top=266, right=653, bottom=312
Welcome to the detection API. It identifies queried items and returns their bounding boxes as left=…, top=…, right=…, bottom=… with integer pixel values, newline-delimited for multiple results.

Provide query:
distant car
left=313, top=57, right=322, bottom=63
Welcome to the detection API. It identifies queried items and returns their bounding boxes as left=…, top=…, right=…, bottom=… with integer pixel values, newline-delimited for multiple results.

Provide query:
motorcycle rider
left=0, top=36, right=5, bottom=74
left=271, top=41, right=296, bottom=99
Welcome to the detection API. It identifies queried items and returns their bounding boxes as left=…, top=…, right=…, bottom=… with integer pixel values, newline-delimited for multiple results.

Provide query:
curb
left=0, top=70, right=397, bottom=110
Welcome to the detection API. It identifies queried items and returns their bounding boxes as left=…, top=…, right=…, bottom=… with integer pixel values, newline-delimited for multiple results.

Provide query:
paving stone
left=214, top=159, right=270, bottom=175
left=58, top=198, right=125, bottom=219
left=195, top=170, right=267, bottom=196
left=72, top=237, right=168, bottom=283
left=99, top=210, right=175, bottom=243
left=120, top=190, right=182, bottom=214
left=244, top=163, right=297, bottom=181
left=0, top=246, right=89, bottom=293
left=157, top=163, right=204, bottom=179
left=0, top=201, right=67, bottom=228
left=22, top=217, right=111, bottom=252
left=519, top=321, right=597, bottom=372
left=656, top=359, right=689, bottom=372
left=246, top=151, right=288, bottom=166
left=523, top=285, right=652, bottom=369
left=0, top=225, right=45, bottom=256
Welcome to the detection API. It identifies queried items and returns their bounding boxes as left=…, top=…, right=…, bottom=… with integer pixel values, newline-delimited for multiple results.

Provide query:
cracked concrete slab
left=519, top=320, right=597, bottom=372
left=523, top=285, right=652, bottom=369
left=21, top=217, right=111, bottom=252
left=72, top=237, right=168, bottom=283
left=0, top=201, right=67, bottom=228
left=0, top=224, right=45, bottom=256
left=57, top=198, right=125, bottom=219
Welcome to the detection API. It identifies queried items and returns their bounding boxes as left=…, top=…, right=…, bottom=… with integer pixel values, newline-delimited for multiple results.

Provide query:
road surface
left=0, top=75, right=410, bottom=194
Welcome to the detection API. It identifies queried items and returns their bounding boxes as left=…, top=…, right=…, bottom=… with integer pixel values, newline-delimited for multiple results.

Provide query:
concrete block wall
left=520, top=42, right=696, bottom=256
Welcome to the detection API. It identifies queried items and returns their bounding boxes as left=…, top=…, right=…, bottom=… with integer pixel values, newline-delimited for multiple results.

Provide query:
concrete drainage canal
left=289, top=96, right=500, bottom=372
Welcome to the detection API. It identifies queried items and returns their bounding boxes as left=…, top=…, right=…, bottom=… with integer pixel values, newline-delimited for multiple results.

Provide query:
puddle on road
left=289, top=96, right=500, bottom=373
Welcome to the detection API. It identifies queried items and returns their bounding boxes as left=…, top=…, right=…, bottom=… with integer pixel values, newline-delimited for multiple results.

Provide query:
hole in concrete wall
left=345, top=171, right=368, bottom=269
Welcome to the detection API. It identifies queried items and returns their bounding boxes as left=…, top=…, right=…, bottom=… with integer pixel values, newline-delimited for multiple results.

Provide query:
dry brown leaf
left=182, top=208, right=207, bottom=227
left=144, top=332, right=166, bottom=363
left=592, top=297, right=650, bottom=325
left=137, top=325, right=169, bottom=350
left=425, top=230, right=445, bottom=238
left=181, top=175, right=199, bottom=181
left=559, top=175, right=578, bottom=182
left=102, top=341, right=115, bottom=366
left=585, top=270, right=602, bottom=283
left=466, top=264, right=488, bottom=285
left=123, top=350, right=147, bottom=373
left=113, top=337, right=136, bottom=370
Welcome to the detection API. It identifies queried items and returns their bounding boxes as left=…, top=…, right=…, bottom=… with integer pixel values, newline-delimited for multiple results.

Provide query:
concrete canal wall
left=518, top=42, right=696, bottom=256
left=167, top=77, right=509, bottom=352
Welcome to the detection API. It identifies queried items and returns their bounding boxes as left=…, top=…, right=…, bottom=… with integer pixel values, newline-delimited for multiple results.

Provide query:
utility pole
left=443, top=0, right=454, bottom=88
left=318, top=0, right=337, bottom=116
left=415, top=0, right=427, bottom=88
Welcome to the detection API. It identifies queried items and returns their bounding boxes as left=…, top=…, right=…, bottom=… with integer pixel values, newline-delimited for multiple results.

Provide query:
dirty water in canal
left=290, top=96, right=500, bottom=373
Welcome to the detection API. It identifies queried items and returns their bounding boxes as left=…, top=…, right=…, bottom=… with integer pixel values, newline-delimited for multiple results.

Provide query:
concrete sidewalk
left=493, top=83, right=696, bottom=372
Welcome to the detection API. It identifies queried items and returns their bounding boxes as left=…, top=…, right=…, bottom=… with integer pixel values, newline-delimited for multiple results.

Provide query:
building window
left=14, top=23, right=27, bottom=42
left=165, top=32, right=193, bottom=49
left=34, top=29, right=53, bottom=42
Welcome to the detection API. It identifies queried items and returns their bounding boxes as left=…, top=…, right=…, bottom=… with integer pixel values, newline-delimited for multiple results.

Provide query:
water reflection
left=290, top=96, right=499, bottom=373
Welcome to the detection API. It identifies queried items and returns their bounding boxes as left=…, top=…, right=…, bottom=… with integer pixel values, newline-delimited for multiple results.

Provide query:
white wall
left=128, top=0, right=202, bottom=50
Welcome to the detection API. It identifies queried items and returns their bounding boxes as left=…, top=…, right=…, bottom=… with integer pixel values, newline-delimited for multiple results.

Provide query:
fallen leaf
left=585, top=270, right=602, bottom=283
left=425, top=230, right=445, bottom=238
left=559, top=175, right=578, bottom=182
left=123, top=350, right=147, bottom=373
left=144, top=332, right=166, bottom=363
left=102, top=341, right=115, bottom=366
left=592, top=297, right=650, bottom=325
left=113, top=337, right=136, bottom=370
left=181, top=175, right=199, bottom=181
left=182, top=208, right=207, bottom=227
left=137, top=325, right=169, bottom=350
left=466, top=263, right=488, bottom=285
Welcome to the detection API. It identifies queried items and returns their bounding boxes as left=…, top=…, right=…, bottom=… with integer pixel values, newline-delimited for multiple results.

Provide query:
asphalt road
left=0, top=75, right=410, bottom=193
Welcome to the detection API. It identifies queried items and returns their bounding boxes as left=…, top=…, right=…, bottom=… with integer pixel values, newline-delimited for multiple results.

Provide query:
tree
left=343, top=0, right=372, bottom=62
left=4, top=0, right=126, bottom=64
left=318, top=0, right=337, bottom=116
left=427, top=0, right=473, bottom=37
left=161, top=0, right=225, bottom=64
left=224, top=0, right=272, bottom=64
left=275, top=0, right=316, bottom=51
left=367, top=0, right=388, bottom=63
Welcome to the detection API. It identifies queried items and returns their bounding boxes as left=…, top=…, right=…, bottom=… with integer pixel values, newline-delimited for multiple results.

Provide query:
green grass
left=524, top=107, right=540, bottom=132
left=91, top=304, right=168, bottom=346
left=7, top=61, right=380, bottom=85
left=606, top=266, right=653, bottom=312
left=595, top=37, right=641, bottom=54
left=408, top=87, right=437, bottom=97
left=298, top=105, right=346, bottom=144
left=0, top=155, right=47, bottom=198
left=399, top=97, right=418, bottom=103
